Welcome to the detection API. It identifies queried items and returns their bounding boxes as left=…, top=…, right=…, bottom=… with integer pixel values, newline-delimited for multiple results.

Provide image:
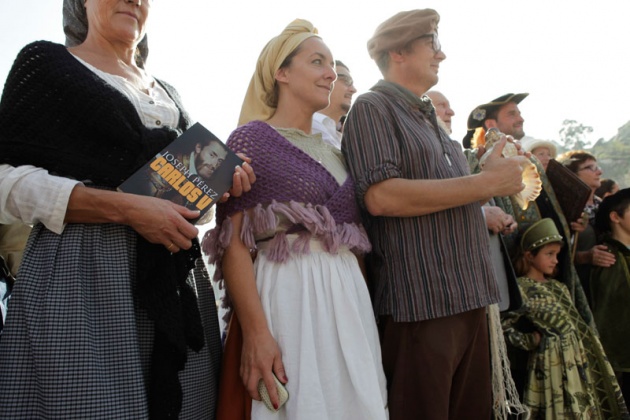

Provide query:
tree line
left=557, top=119, right=630, bottom=188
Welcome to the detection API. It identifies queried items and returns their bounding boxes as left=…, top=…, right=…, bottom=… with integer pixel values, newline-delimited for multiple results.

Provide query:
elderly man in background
left=342, top=9, right=527, bottom=419
left=427, top=91, right=521, bottom=313
left=312, top=60, right=357, bottom=149
left=426, top=90, right=455, bottom=134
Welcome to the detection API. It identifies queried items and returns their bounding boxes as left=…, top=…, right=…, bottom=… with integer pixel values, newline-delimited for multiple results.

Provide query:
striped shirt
left=342, top=82, right=499, bottom=322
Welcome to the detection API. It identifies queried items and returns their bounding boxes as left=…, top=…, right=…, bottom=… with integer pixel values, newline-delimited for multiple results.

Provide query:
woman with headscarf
left=0, top=0, right=254, bottom=418
left=204, top=19, right=388, bottom=420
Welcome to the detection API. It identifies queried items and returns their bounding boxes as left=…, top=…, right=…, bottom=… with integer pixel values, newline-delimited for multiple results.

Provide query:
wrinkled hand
left=124, top=195, right=199, bottom=253
left=510, top=137, right=531, bottom=159
left=484, top=206, right=517, bottom=235
left=477, top=135, right=529, bottom=160
left=476, top=145, right=487, bottom=160
left=219, top=154, right=256, bottom=203
left=590, top=244, right=616, bottom=267
left=480, top=137, right=529, bottom=197
left=570, top=220, right=587, bottom=233
left=241, top=330, right=288, bottom=410
left=570, top=213, right=588, bottom=233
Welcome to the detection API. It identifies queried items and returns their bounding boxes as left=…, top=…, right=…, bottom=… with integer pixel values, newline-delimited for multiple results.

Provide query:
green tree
left=559, top=119, right=593, bottom=151
left=590, top=121, right=630, bottom=188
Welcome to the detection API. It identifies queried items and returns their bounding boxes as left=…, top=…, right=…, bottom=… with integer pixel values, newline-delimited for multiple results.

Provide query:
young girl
left=502, top=218, right=629, bottom=419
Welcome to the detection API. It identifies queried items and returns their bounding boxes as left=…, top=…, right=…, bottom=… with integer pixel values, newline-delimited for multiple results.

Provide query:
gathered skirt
left=0, top=222, right=221, bottom=419
left=251, top=239, right=388, bottom=420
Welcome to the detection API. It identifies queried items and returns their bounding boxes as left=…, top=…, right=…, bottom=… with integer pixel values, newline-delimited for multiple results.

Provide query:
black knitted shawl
left=0, top=41, right=204, bottom=418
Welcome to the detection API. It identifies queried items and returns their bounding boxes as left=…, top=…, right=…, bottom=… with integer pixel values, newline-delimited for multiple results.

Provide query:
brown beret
left=367, top=9, right=440, bottom=60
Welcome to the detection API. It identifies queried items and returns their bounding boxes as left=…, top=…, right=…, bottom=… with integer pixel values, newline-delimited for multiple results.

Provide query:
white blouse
left=0, top=54, right=184, bottom=234
left=73, top=55, right=180, bottom=130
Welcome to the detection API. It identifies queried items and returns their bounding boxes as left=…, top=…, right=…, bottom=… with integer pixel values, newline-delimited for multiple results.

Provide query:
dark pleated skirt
left=0, top=222, right=221, bottom=419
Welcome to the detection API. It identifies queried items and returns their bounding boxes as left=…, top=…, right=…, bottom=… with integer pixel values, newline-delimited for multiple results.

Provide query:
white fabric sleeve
left=0, top=164, right=82, bottom=234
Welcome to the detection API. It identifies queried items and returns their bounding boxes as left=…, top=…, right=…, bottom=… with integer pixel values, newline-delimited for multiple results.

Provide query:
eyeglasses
left=336, top=74, right=354, bottom=88
left=577, top=164, right=602, bottom=172
left=417, top=33, right=441, bottom=53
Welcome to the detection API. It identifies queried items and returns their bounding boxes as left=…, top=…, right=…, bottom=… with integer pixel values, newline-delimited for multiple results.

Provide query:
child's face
left=611, top=207, right=630, bottom=245
left=528, top=243, right=562, bottom=277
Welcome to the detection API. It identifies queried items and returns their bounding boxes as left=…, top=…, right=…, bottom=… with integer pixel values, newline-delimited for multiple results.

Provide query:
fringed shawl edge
left=201, top=200, right=371, bottom=321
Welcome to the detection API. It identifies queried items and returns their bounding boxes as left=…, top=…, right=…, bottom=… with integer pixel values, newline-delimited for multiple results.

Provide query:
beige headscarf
left=238, top=19, right=319, bottom=126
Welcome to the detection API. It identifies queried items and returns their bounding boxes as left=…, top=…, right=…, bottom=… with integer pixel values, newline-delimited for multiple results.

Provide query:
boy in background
left=591, top=187, right=630, bottom=402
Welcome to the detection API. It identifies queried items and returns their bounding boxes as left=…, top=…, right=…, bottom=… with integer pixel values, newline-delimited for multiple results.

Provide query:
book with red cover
left=545, top=159, right=591, bottom=224
left=118, top=122, right=242, bottom=224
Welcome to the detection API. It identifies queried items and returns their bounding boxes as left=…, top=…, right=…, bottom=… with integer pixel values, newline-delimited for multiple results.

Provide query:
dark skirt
left=0, top=222, right=221, bottom=419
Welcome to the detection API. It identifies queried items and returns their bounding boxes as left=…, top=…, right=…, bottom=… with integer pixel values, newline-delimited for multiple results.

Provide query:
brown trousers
left=379, top=308, right=491, bottom=420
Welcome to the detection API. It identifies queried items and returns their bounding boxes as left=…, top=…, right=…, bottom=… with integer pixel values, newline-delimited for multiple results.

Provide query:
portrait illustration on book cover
left=119, top=123, right=243, bottom=224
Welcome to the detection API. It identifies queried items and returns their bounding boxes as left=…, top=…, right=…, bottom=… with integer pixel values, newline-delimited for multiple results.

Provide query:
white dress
left=249, top=129, right=388, bottom=420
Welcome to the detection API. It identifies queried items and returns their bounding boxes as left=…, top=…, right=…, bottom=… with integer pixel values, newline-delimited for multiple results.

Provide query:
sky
left=1, top=0, right=629, bottom=147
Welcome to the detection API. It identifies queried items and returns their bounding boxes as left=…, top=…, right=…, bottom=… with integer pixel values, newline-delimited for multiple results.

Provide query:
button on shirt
left=342, top=82, right=499, bottom=322
left=73, top=55, right=180, bottom=130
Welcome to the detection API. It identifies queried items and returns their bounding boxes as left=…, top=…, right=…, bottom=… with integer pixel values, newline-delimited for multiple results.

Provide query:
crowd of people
left=0, top=1, right=629, bottom=419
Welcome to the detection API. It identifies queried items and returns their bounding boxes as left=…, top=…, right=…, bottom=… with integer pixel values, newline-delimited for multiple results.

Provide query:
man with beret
left=341, top=9, right=528, bottom=419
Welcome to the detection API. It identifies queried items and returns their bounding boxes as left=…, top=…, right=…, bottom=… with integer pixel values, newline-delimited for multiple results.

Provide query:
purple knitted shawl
left=202, top=120, right=371, bottom=281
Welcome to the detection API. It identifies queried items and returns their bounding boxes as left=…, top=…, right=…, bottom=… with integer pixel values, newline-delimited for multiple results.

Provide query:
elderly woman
left=0, top=0, right=253, bottom=418
left=521, top=137, right=557, bottom=171
left=205, top=20, right=387, bottom=420
left=560, top=150, right=614, bottom=303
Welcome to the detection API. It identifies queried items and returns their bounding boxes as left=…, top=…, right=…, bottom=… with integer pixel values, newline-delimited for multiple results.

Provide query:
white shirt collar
left=312, top=112, right=342, bottom=149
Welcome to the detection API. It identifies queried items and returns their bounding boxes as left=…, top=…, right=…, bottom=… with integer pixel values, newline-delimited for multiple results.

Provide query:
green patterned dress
left=502, top=277, right=628, bottom=419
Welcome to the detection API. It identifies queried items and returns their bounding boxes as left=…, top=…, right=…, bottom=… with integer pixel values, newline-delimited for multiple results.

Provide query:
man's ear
left=389, top=49, right=406, bottom=64
left=195, top=143, right=202, bottom=154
